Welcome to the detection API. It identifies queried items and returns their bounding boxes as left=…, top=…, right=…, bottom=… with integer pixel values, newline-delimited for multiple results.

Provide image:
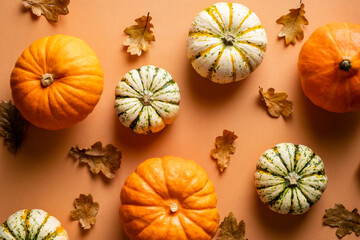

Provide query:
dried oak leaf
left=217, top=212, right=247, bottom=240
left=69, top=141, right=122, bottom=179
left=0, top=100, right=27, bottom=154
left=123, top=12, right=155, bottom=56
left=22, top=0, right=70, bottom=22
left=70, top=194, right=99, bottom=230
left=211, top=130, right=238, bottom=173
left=323, top=204, right=360, bottom=238
left=276, top=3, right=308, bottom=45
left=259, top=87, right=293, bottom=118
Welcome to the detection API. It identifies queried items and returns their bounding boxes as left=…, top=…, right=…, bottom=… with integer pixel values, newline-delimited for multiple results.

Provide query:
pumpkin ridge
left=147, top=67, right=159, bottom=92
left=23, top=207, right=31, bottom=239
left=189, top=43, right=222, bottom=62
left=148, top=71, right=169, bottom=93
left=207, top=48, right=224, bottom=79
left=128, top=72, right=144, bottom=94
left=235, top=9, right=252, bottom=32
left=42, top=225, right=64, bottom=240
left=136, top=68, right=146, bottom=93
left=151, top=79, right=176, bottom=95
left=32, top=213, right=50, bottom=240
left=261, top=153, right=287, bottom=176
left=228, top=3, right=233, bottom=30
left=238, top=25, right=263, bottom=37
left=133, top=214, right=165, bottom=239
left=1, top=221, right=17, bottom=239
left=189, top=31, right=220, bottom=38
left=180, top=210, right=214, bottom=237
left=205, top=6, right=224, bottom=32
left=255, top=182, right=284, bottom=190
left=297, top=153, right=316, bottom=176
left=273, top=146, right=290, bottom=174
left=297, top=186, right=315, bottom=206
left=133, top=171, right=169, bottom=200
left=237, top=40, right=266, bottom=52
left=232, top=45, right=253, bottom=72
left=177, top=213, right=192, bottom=240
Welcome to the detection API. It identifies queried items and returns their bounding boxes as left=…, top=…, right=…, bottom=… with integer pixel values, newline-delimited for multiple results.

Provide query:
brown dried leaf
left=276, top=3, right=308, bottom=45
left=22, top=0, right=70, bottom=22
left=70, top=194, right=99, bottom=230
left=69, top=142, right=122, bottom=179
left=211, top=130, right=238, bottom=173
left=217, top=212, right=247, bottom=240
left=259, top=87, right=293, bottom=118
left=0, top=100, right=27, bottom=154
left=123, top=12, right=155, bottom=56
left=323, top=204, right=360, bottom=238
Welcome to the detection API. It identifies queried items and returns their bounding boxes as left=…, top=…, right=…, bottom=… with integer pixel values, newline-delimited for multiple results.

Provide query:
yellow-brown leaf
left=123, top=13, right=155, bottom=56
left=211, top=130, right=238, bottom=173
left=70, top=194, right=99, bottom=230
left=276, top=3, right=308, bottom=45
left=22, top=0, right=70, bottom=22
left=259, top=87, right=293, bottom=118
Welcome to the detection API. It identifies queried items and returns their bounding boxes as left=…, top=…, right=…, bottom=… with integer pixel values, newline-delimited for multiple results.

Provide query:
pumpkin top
left=10, top=34, right=104, bottom=130
left=255, top=143, right=328, bottom=215
left=120, top=156, right=219, bottom=240
left=298, top=22, right=360, bottom=112
left=0, top=209, right=68, bottom=240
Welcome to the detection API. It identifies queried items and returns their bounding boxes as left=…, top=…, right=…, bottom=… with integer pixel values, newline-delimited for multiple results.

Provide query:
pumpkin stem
left=285, top=172, right=301, bottom=187
left=221, top=33, right=235, bottom=46
left=140, top=91, right=153, bottom=106
left=41, top=73, right=54, bottom=87
left=339, top=59, right=352, bottom=71
left=170, top=203, right=178, bottom=213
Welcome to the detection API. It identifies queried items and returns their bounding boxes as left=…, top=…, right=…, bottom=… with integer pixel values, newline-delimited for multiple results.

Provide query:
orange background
left=1, top=0, right=360, bottom=239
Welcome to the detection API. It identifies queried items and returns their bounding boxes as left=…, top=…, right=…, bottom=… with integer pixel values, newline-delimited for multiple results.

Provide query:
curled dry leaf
left=259, top=87, right=293, bottom=118
left=217, top=212, right=247, bottom=240
left=70, top=194, right=99, bottom=230
left=323, top=204, right=360, bottom=238
left=22, top=0, right=70, bottom=22
left=0, top=100, right=27, bottom=154
left=69, top=141, right=122, bottom=179
left=276, top=3, right=308, bottom=45
left=123, top=12, right=155, bottom=56
left=211, top=130, right=238, bottom=173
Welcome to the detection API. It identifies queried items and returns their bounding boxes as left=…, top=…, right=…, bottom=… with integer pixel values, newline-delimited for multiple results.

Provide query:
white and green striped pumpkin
left=255, top=143, right=328, bottom=215
left=187, top=2, right=267, bottom=84
left=0, top=209, right=68, bottom=240
left=115, top=65, right=181, bottom=134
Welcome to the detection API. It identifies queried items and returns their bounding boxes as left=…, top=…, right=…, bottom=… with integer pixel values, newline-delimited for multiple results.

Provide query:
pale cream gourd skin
left=115, top=65, right=181, bottom=135
left=255, top=143, right=328, bottom=215
left=0, top=209, right=68, bottom=240
left=187, top=2, right=267, bottom=84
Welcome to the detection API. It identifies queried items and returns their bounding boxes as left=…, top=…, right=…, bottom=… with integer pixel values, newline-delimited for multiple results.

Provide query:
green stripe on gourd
left=187, top=2, right=267, bottom=84
left=0, top=209, right=68, bottom=240
left=255, top=143, right=328, bottom=215
left=115, top=65, right=181, bottom=135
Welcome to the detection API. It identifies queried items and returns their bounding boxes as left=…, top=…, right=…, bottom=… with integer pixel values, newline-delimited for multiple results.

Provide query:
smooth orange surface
left=0, top=1, right=360, bottom=240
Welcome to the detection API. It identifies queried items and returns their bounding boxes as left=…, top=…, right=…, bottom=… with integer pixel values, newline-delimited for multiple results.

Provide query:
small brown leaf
left=69, top=142, right=122, bottom=179
left=70, top=194, right=99, bottom=230
left=123, top=12, right=155, bottom=56
left=259, top=87, right=293, bottom=118
left=0, top=100, right=27, bottom=154
left=22, top=0, right=70, bottom=22
left=276, top=3, right=308, bottom=45
left=217, top=212, right=247, bottom=240
left=211, top=130, right=238, bottom=173
left=323, top=204, right=360, bottom=238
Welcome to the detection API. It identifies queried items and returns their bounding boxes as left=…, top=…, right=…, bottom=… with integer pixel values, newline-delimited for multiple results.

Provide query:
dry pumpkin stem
left=217, top=212, right=247, bottom=240
left=0, top=100, right=27, bottom=154
left=123, top=12, right=155, bottom=56
left=70, top=194, right=99, bottom=230
left=211, top=130, right=238, bottom=173
left=276, top=2, right=308, bottom=45
left=69, top=141, right=122, bottom=179
left=323, top=204, right=360, bottom=238
left=22, top=0, right=70, bottom=22
left=259, top=87, right=293, bottom=118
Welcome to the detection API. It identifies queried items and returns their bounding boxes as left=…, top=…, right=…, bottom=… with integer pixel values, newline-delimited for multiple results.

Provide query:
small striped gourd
left=187, top=2, right=267, bottom=84
left=255, top=143, right=328, bottom=215
left=115, top=65, right=180, bottom=134
left=0, top=209, right=68, bottom=240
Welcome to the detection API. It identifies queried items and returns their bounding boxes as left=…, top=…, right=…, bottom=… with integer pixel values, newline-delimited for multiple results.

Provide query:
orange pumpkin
left=10, top=34, right=104, bottom=130
left=119, top=156, right=220, bottom=240
left=298, top=23, right=360, bottom=113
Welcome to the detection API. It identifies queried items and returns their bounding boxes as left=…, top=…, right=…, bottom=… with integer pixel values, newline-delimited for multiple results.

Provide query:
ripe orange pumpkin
left=119, top=156, right=220, bottom=240
left=10, top=34, right=104, bottom=130
left=298, top=23, right=360, bottom=113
